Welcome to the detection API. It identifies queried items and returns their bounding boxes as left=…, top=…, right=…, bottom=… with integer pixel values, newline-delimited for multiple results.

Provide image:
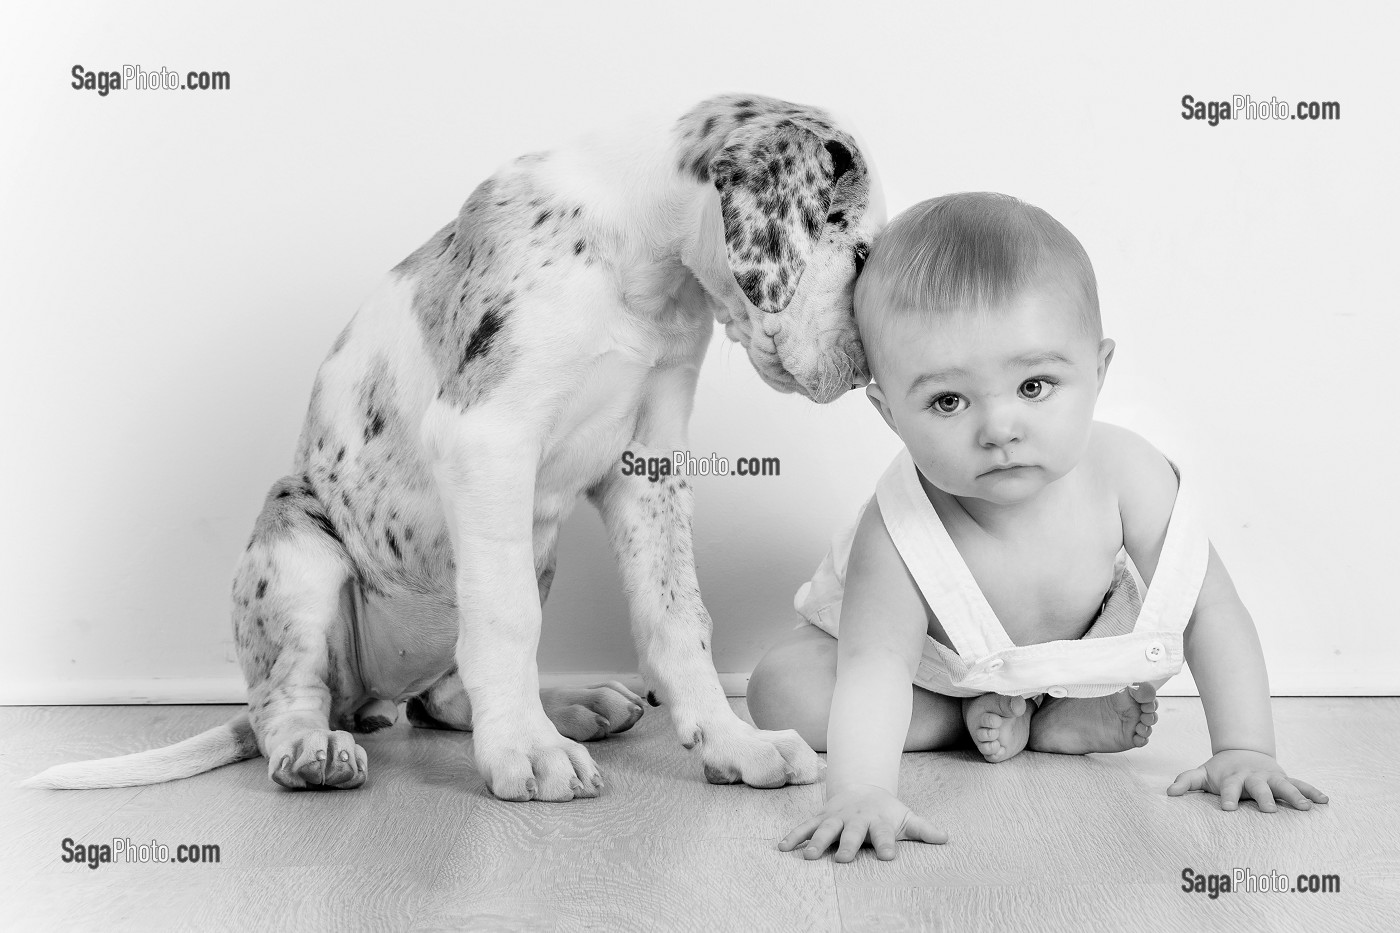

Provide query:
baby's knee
left=746, top=628, right=838, bottom=751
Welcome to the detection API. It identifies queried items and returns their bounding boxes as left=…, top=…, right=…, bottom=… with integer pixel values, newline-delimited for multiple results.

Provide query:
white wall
left=0, top=1, right=1393, bottom=701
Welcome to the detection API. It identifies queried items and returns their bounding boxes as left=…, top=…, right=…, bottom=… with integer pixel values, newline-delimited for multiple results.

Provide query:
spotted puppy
left=27, top=93, right=884, bottom=800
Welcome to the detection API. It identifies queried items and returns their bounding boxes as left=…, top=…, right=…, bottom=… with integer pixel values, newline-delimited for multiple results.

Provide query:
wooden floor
left=0, top=698, right=1393, bottom=932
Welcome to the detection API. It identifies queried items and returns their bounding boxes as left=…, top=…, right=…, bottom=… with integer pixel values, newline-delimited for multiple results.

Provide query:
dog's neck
left=532, top=111, right=742, bottom=330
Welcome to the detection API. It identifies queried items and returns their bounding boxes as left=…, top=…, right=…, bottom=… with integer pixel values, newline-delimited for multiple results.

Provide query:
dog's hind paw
left=542, top=681, right=646, bottom=742
left=268, top=730, right=368, bottom=790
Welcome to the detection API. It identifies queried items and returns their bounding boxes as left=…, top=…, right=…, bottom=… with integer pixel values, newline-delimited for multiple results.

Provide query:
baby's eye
left=928, top=393, right=966, bottom=415
left=1019, top=379, right=1051, bottom=400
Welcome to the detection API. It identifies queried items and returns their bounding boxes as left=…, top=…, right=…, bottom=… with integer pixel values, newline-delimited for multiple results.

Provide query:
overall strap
left=1132, top=460, right=1210, bottom=636
left=874, top=450, right=1016, bottom=659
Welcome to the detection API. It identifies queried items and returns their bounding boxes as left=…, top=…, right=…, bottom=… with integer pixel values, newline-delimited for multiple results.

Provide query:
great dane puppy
left=28, top=93, right=884, bottom=800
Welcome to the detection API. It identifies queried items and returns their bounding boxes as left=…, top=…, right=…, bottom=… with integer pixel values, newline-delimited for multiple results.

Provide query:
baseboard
left=0, top=668, right=1393, bottom=705
left=0, top=673, right=753, bottom=706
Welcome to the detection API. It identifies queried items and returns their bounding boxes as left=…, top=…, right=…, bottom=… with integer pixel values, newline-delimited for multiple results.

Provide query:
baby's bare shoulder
left=1087, top=422, right=1181, bottom=566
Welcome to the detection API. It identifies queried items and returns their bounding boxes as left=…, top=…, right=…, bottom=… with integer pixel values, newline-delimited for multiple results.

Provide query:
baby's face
left=865, top=286, right=1112, bottom=506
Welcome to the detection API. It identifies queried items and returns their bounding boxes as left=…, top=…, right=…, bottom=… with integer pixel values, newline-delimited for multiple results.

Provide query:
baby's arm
left=778, top=498, right=949, bottom=861
left=1109, top=426, right=1328, bottom=812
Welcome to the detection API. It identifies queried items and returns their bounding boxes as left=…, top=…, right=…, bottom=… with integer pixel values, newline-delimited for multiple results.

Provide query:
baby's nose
left=977, top=409, right=1023, bottom=448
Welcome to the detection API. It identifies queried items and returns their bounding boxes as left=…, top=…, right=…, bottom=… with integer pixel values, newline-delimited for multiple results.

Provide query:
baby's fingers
left=801, top=818, right=845, bottom=860
left=1267, top=776, right=1312, bottom=811
left=867, top=820, right=901, bottom=861
left=1290, top=778, right=1329, bottom=805
left=897, top=811, right=950, bottom=846
left=1244, top=775, right=1277, bottom=813
left=779, top=816, right=824, bottom=852
left=1219, top=775, right=1246, bottom=811
left=1166, top=766, right=1207, bottom=796
left=833, top=820, right=871, bottom=863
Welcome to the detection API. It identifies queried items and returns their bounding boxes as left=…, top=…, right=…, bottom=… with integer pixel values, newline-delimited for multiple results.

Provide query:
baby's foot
left=962, top=694, right=1032, bottom=763
left=1028, top=684, right=1158, bottom=755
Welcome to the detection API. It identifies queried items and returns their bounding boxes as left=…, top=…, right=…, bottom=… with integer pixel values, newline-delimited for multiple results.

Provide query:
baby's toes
left=978, top=713, right=1007, bottom=731
left=991, top=695, right=1026, bottom=718
left=1133, top=721, right=1152, bottom=746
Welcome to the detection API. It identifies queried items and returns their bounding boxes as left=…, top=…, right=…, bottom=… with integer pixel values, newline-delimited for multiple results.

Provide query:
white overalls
left=794, top=449, right=1210, bottom=699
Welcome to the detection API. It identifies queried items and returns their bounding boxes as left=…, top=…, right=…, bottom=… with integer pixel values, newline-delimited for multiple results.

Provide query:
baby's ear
left=1096, top=338, right=1116, bottom=392
left=865, top=383, right=899, bottom=435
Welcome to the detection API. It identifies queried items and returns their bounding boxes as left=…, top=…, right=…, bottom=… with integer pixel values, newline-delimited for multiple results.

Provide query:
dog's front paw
left=473, top=719, right=603, bottom=802
left=268, top=730, right=368, bottom=789
left=686, top=721, right=822, bottom=788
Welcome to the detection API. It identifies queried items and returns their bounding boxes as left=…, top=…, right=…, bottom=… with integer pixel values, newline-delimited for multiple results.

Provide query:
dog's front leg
left=422, top=398, right=601, bottom=801
left=590, top=389, right=821, bottom=787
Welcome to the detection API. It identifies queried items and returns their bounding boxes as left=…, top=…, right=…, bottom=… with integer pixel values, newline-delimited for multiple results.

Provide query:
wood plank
left=0, top=698, right=1392, bottom=931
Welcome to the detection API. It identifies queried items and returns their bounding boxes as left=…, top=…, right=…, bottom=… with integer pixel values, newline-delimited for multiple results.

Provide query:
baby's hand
left=1167, top=749, right=1329, bottom=812
left=778, top=783, right=947, bottom=862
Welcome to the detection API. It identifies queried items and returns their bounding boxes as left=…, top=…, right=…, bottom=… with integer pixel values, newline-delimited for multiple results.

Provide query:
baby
left=747, top=193, right=1328, bottom=862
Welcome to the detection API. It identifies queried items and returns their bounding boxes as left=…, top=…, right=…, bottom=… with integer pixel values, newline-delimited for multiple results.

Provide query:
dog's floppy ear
left=711, top=124, right=857, bottom=314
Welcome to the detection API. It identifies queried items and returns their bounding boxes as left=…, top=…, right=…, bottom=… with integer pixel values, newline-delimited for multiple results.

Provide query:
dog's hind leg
left=407, top=546, right=645, bottom=740
left=233, top=475, right=368, bottom=789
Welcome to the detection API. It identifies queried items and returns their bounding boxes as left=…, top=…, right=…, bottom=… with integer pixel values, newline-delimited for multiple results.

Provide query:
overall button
left=986, top=659, right=1005, bottom=671
left=1047, top=686, right=1069, bottom=698
left=1145, top=641, right=1165, bottom=662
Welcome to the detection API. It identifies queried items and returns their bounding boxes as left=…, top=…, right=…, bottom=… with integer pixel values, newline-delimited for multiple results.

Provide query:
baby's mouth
left=980, top=463, right=1031, bottom=477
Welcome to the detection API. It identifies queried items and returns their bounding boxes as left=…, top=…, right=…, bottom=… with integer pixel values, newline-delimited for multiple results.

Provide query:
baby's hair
left=854, top=193, right=1100, bottom=373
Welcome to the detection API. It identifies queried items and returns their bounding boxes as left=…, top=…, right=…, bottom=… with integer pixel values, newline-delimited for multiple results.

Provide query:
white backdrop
left=0, top=1, right=1393, bottom=701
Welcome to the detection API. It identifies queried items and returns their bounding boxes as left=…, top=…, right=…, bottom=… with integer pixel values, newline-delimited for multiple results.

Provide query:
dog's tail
left=20, top=712, right=259, bottom=789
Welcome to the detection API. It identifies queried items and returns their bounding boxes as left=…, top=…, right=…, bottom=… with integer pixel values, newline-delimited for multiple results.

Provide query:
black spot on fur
left=824, top=140, right=854, bottom=183
left=736, top=269, right=763, bottom=300
left=385, top=529, right=401, bottom=560
left=276, top=489, right=292, bottom=499
left=256, top=579, right=268, bottom=599
left=573, top=239, right=585, bottom=255
left=459, top=307, right=505, bottom=371
left=533, top=210, right=551, bottom=228
left=307, top=510, right=345, bottom=548
left=363, top=411, right=386, bottom=444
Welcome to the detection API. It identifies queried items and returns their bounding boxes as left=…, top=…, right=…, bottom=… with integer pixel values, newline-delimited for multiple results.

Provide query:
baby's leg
left=962, top=694, right=1034, bottom=762
left=747, top=624, right=967, bottom=752
left=1027, top=684, right=1158, bottom=755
